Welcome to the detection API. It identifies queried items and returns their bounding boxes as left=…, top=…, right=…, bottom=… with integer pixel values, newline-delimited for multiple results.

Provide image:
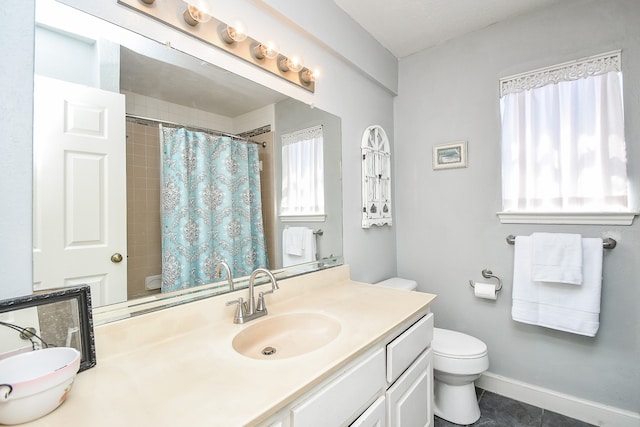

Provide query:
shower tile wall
left=126, top=121, right=162, bottom=299
left=123, top=91, right=234, bottom=131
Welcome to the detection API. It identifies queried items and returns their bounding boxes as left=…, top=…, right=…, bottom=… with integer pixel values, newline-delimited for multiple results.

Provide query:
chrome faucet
left=215, top=261, right=234, bottom=291
left=225, top=268, right=279, bottom=324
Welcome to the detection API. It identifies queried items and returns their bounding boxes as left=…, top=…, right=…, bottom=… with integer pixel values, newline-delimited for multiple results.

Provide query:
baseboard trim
left=476, top=372, right=640, bottom=427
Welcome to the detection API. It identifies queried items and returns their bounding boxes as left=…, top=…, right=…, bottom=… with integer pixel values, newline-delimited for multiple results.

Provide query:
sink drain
left=262, top=346, right=277, bottom=356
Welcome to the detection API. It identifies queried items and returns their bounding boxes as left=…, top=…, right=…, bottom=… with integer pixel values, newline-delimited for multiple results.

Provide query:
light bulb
left=183, top=4, right=211, bottom=26
left=300, top=67, right=320, bottom=85
left=287, top=56, right=304, bottom=72
left=253, top=41, right=279, bottom=60
left=263, top=41, right=279, bottom=59
left=279, top=55, right=304, bottom=73
left=221, top=20, right=248, bottom=44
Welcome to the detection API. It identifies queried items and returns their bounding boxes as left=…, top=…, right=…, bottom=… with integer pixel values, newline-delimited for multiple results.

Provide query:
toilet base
left=434, top=379, right=480, bottom=425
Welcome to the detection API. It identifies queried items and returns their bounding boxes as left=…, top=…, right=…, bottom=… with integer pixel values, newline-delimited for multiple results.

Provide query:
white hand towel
left=282, top=228, right=317, bottom=267
left=512, top=236, right=603, bottom=337
left=531, top=232, right=583, bottom=285
left=284, top=227, right=305, bottom=256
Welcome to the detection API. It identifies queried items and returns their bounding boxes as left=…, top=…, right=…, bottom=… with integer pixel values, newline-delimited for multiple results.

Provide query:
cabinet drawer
left=291, top=349, right=385, bottom=427
left=386, top=313, right=433, bottom=383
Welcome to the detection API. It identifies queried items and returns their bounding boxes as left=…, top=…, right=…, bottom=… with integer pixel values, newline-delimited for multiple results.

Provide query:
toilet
left=375, top=277, right=489, bottom=425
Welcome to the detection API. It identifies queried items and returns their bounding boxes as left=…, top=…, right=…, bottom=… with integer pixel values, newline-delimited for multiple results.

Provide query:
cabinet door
left=386, top=348, right=433, bottom=427
left=351, top=395, right=386, bottom=427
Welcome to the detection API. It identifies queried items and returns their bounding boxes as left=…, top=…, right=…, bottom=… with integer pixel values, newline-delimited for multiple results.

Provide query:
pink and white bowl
left=0, top=347, right=81, bottom=425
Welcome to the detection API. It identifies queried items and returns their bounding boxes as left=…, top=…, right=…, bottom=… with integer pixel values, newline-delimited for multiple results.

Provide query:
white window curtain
left=500, top=51, right=629, bottom=212
left=281, top=125, right=324, bottom=216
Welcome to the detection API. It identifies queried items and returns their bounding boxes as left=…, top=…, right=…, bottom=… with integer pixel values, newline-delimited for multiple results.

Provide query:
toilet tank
left=375, top=277, right=417, bottom=291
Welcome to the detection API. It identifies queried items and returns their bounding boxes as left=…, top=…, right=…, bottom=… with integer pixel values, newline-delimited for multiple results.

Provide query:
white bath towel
left=282, top=228, right=316, bottom=267
left=512, top=236, right=603, bottom=337
left=531, top=232, right=583, bottom=285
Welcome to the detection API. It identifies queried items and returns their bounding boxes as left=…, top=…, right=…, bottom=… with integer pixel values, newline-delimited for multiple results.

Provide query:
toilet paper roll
left=474, top=282, right=497, bottom=300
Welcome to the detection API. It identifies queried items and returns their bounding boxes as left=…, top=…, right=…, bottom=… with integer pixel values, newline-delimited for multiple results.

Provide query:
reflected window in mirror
left=280, top=125, right=325, bottom=219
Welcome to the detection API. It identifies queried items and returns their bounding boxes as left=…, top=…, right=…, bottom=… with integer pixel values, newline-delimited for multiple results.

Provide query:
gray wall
left=0, top=1, right=34, bottom=298
left=394, top=0, right=639, bottom=411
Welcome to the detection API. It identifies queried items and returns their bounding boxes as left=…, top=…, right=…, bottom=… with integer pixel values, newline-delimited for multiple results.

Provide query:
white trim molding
left=500, top=50, right=621, bottom=96
left=280, top=215, right=326, bottom=222
left=497, top=211, right=638, bottom=225
left=477, top=372, right=640, bottom=427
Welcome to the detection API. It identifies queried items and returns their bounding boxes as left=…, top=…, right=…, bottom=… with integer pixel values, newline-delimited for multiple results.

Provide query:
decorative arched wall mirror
left=361, top=125, right=392, bottom=228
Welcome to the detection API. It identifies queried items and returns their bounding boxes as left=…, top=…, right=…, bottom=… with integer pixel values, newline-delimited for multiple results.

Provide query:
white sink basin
left=0, top=347, right=80, bottom=425
left=232, top=313, right=341, bottom=360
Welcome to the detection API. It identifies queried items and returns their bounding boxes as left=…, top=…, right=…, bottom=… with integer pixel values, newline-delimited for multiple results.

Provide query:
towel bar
left=505, top=234, right=616, bottom=249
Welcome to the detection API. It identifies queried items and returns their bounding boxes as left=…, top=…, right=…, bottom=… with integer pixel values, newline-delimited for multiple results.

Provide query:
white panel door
left=33, top=75, right=127, bottom=307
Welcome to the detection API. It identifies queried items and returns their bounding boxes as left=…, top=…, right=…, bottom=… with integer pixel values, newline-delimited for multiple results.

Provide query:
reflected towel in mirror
left=282, top=228, right=316, bottom=267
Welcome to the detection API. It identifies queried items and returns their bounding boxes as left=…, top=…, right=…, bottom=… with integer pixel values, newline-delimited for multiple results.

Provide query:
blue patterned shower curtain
left=160, top=127, right=268, bottom=292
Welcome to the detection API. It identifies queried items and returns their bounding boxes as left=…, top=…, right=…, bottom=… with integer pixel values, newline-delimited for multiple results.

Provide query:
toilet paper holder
left=469, top=269, right=503, bottom=292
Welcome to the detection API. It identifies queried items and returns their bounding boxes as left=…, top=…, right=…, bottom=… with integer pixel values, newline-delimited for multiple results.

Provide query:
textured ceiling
left=334, top=0, right=562, bottom=58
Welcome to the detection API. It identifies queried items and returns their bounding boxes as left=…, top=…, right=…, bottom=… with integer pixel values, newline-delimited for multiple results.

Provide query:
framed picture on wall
left=432, top=141, right=467, bottom=170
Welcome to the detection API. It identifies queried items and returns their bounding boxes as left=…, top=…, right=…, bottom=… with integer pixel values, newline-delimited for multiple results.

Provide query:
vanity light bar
left=117, top=0, right=315, bottom=93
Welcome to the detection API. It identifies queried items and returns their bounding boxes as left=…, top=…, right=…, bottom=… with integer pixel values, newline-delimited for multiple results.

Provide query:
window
left=280, top=125, right=324, bottom=219
left=499, top=51, right=635, bottom=224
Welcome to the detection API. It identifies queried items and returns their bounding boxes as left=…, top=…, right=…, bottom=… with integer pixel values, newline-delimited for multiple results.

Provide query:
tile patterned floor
left=434, top=389, right=596, bottom=427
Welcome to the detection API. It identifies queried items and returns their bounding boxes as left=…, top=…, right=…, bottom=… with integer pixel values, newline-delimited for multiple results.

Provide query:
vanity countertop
left=24, top=265, right=436, bottom=426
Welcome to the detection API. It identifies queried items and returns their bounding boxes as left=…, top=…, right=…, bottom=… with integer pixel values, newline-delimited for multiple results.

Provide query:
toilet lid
left=432, top=328, right=488, bottom=359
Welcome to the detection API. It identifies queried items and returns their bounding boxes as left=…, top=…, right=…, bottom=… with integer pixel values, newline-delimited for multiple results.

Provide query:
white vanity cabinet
left=258, top=313, right=434, bottom=427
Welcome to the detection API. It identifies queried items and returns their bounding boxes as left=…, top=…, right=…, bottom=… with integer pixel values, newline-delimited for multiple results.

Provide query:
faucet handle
left=225, top=297, right=245, bottom=324
left=256, top=291, right=270, bottom=313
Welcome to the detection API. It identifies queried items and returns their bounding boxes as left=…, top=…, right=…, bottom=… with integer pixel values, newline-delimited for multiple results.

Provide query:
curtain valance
left=500, top=50, right=621, bottom=97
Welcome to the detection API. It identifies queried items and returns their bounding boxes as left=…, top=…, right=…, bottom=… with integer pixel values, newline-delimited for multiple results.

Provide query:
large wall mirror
left=32, top=0, right=343, bottom=324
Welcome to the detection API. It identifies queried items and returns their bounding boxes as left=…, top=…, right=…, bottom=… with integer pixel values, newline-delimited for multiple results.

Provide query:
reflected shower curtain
left=160, top=127, right=268, bottom=292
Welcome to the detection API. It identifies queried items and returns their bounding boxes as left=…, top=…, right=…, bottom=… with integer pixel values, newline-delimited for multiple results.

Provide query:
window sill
left=497, top=211, right=638, bottom=225
left=280, top=215, right=326, bottom=223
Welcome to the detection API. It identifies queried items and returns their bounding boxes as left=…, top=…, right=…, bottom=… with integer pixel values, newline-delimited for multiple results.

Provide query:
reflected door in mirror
left=33, top=76, right=127, bottom=306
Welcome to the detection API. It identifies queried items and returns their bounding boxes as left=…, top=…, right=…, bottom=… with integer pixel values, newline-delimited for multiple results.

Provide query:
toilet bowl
left=375, top=277, right=489, bottom=425
left=432, top=327, right=488, bottom=425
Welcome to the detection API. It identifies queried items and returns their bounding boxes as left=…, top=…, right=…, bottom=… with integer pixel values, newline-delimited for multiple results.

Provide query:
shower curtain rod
left=126, top=114, right=267, bottom=147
